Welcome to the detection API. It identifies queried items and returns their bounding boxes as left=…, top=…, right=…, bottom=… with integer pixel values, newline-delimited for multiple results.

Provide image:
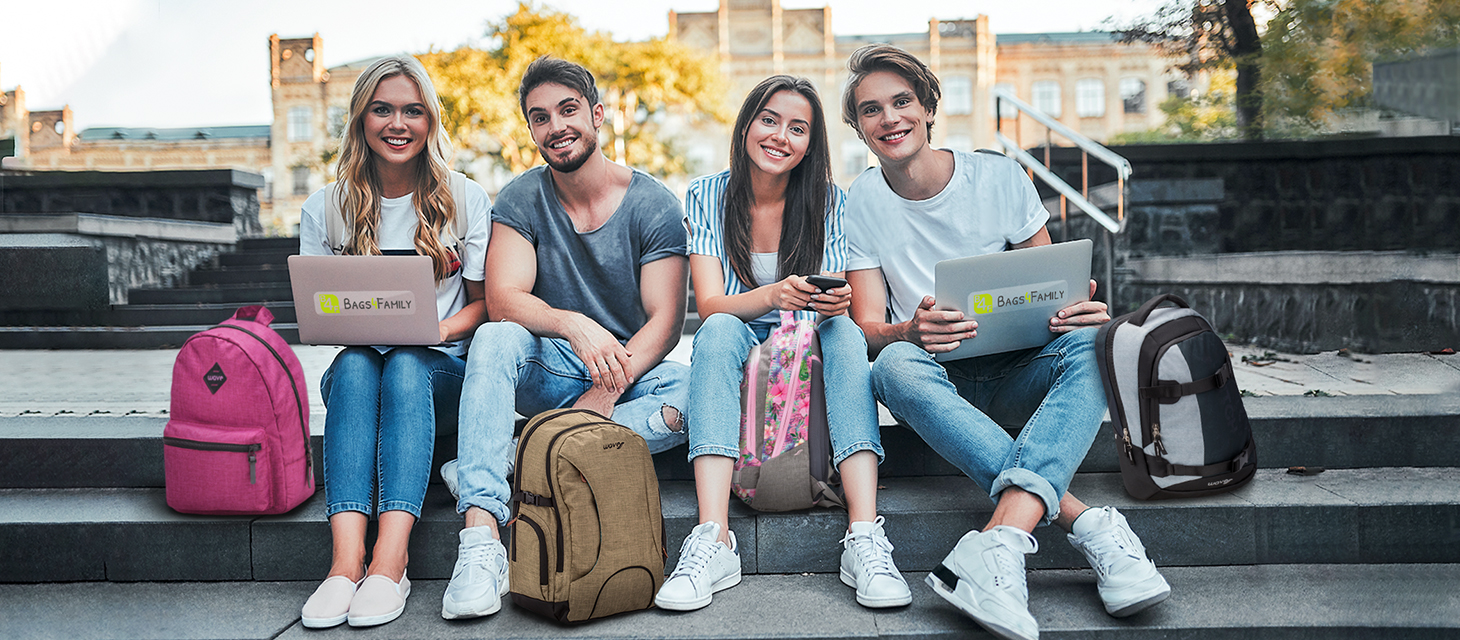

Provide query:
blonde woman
left=297, top=55, right=490, bottom=628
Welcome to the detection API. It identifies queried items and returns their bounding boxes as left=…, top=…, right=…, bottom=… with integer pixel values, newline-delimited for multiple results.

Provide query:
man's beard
left=542, top=134, right=598, bottom=174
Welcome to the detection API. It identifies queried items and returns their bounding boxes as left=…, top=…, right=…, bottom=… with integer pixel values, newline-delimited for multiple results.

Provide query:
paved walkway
left=1, top=339, right=1456, bottom=419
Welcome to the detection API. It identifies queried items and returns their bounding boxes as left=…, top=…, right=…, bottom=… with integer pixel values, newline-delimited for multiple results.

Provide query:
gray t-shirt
left=492, top=166, right=688, bottom=343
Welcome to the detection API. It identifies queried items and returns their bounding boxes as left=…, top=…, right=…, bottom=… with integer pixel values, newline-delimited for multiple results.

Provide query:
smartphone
left=805, top=275, right=848, bottom=291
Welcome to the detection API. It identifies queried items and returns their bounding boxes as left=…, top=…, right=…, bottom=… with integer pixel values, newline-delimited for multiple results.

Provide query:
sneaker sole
left=1105, top=581, right=1171, bottom=618
left=300, top=613, right=348, bottom=629
left=346, top=582, right=410, bottom=628
left=925, top=570, right=1036, bottom=640
left=840, top=568, right=913, bottom=608
left=654, top=571, right=742, bottom=611
left=440, top=573, right=508, bottom=620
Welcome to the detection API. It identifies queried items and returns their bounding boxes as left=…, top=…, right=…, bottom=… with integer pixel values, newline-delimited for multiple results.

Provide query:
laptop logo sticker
left=968, top=280, right=1068, bottom=315
left=314, top=291, right=418, bottom=316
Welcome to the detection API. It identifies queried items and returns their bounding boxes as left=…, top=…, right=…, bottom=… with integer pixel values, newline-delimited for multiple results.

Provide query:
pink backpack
left=164, top=305, right=315, bottom=514
left=732, top=311, right=844, bottom=512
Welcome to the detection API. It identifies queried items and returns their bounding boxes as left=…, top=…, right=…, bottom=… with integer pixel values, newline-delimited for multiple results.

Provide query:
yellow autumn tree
left=419, top=3, right=729, bottom=176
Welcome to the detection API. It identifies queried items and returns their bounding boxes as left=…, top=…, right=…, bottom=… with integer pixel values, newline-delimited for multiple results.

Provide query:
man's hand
left=903, top=296, right=977, bottom=353
left=1049, top=279, right=1109, bottom=333
left=562, top=315, right=634, bottom=393
left=571, top=384, right=619, bottom=419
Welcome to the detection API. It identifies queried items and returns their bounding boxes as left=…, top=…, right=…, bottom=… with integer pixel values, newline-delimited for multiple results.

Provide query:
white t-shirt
left=844, top=149, right=1048, bottom=324
left=298, top=179, right=492, bottom=356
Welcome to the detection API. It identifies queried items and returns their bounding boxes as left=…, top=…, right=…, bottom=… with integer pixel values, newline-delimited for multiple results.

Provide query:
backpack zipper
left=163, top=436, right=262, bottom=484
left=204, top=323, right=312, bottom=481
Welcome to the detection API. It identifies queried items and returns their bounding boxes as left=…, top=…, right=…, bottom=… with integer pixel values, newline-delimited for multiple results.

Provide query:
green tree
left=1261, top=0, right=1460, bottom=132
left=1109, top=0, right=1271, bottom=139
left=1110, top=70, right=1240, bottom=144
left=418, top=3, right=729, bottom=177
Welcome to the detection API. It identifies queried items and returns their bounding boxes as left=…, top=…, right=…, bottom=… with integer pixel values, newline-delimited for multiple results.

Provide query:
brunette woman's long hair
left=333, top=55, right=458, bottom=281
left=723, top=75, right=832, bottom=287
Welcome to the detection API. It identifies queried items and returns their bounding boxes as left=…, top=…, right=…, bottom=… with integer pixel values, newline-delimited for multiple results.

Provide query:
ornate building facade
left=670, top=0, right=1180, bottom=185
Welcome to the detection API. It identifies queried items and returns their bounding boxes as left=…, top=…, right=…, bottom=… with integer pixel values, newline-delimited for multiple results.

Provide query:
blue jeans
left=870, top=328, right=1105, bottom=526
left=455, top=321, right=691, bottom=525
left=320, top=346, right=465, bottom=519
left=688, top=313, right=883, bottom=466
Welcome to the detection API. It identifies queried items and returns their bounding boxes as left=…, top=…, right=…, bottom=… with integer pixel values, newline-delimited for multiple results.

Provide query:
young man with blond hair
left=840, top=44, right=1170, bottom=640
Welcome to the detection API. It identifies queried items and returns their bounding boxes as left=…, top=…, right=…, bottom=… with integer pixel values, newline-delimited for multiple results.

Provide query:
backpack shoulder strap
left=323, top=181, right=347, bottom=255
left=448, top=171, right=469, bottom=244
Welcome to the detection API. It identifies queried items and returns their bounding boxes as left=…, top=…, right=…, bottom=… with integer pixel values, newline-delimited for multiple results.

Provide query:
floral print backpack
left=732, top=311, right=844, bottom=511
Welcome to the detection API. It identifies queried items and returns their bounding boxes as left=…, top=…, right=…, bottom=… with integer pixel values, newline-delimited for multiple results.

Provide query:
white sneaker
left=925, top=526, right=1039, bottom=640
left=654, top=521, right=742, bottom=611
left=839, top=516, right=912, bottom=608
left=1067, top=506, right=1171, bottom=617
left=441, top=527, right=509, bottom=620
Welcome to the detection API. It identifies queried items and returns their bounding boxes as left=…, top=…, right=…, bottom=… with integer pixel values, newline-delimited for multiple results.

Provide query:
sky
left=2, top=0, right=1169, bottom=132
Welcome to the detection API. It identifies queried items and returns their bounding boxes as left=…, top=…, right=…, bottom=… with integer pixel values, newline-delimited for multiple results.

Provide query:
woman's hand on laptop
left=1049, top=279, right=1109, bottom=333
left=904, top=296, right=978, bottom=353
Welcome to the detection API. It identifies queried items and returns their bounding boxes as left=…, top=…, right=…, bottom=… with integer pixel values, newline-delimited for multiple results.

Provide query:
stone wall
left=1, top=169, right=264, bottom=237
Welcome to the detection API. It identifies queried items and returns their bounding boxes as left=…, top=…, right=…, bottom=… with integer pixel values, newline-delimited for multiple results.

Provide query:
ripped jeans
left=454, top=321, right=689, bottom=525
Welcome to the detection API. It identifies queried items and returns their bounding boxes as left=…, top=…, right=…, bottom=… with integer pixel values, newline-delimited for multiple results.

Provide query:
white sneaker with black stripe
left=925, top=526, right=1039, bottom=640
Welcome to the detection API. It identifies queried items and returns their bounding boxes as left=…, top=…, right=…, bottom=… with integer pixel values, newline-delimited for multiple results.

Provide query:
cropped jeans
left=320, top=346, right=465, bottom=519
left=688, top=313, right=883, bottom=467
left=455, top=321, right=690, bottom=526
left=870, top=327, right=1105, bottom=526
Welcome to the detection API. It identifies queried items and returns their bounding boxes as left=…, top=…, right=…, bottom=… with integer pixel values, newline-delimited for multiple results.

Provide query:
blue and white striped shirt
left=684, top=169, right=848, bottom=327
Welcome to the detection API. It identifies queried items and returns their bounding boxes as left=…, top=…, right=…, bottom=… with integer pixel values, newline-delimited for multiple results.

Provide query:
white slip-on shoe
left=1067, top=506, right=1171, bottom=617
left=441, top=526, right=510, bottom=619
left=441, top=459, right=460, bottom=500
left=654, top=521, right=742, bottom=611
left=300, top=575, right=360, bottom=628
left=346, top=572, right=411, bottom=627
left=839, top=516, right=912, bottom=608
left=925, top=526, right=1040, bottom=640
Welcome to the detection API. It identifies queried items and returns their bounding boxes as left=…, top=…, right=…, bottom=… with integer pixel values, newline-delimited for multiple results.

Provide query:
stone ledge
left=0, top=214, right=236, bottom=244
left=1129, top=251, right=1460, bottom=285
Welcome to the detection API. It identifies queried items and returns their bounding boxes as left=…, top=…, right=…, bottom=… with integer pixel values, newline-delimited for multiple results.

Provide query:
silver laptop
left=288, top=255, right=442, bottom=346
left=933, top=239, right=1093, bottom=362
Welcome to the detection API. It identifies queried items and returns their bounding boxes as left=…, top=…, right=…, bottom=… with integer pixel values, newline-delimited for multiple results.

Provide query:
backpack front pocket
left=163, top=421, right=273, bottom=514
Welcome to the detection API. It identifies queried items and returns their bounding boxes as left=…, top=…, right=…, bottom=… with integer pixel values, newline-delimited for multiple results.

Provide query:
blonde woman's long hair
left=334, top=55, right=458, bottom=281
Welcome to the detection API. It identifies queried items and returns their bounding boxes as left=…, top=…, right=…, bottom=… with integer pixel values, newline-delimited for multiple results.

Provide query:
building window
left=944, top=76, right=972, bottom=115
left=288, top=107, right=312, bottom=143
left=292, top=166, right=311, bottom=196
left=994, top=83, right=1017, bottom=119
left=1076, top=79, right=1105, bottom=118
left=944, top=134, right=973, bottom=153
left=1167, top=79, right=1191, bottom=100
left=842, top=138, right=871, bottom=177
left=1120, top=78, right=1147, bottom=114
left=327, top=106, right=348, bottom=139
left=1032, top=81, right=1061, bottom=117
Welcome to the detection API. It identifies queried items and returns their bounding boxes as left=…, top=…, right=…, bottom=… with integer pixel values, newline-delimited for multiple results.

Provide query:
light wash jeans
left=688, top=313, right=883, bottom=466
left=870, top=327, right=1105, bottom=526
left=455, top=321, right=690, bottom=525
left=320, top=346, right=465, bottom=519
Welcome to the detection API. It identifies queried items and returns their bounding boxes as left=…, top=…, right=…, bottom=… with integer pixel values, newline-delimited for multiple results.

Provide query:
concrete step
left=99, top=302, right=297, bottom=327
left=237, top=237, right=302, bottom=252
left=0, top=324, right=300, bottom=349
left=3, top=468, right=1458, bottom=583
left=3, top=564, right=1457, bottom=639
left=128, top=283, right=295, bottom=305
left=187, top=265, right=293, bottom=286
left=3, top=395, right=1454, bottom=489
left=218, top=248, right=296, bottom=267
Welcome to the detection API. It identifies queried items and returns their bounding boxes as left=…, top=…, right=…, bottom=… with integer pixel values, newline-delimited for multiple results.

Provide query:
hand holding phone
left=805, top=275, right=848, bottom=291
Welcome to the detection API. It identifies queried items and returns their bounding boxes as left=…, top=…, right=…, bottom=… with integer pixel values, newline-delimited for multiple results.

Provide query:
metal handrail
left=992, top=88, right=1131, bottom=234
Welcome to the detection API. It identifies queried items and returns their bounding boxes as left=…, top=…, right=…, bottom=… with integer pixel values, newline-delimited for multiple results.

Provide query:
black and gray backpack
left=1095, top=294, right=1257, bottom=499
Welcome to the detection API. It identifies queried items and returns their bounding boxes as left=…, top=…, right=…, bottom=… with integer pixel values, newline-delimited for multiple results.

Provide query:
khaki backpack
left=508, top=408, right=666, bottom=623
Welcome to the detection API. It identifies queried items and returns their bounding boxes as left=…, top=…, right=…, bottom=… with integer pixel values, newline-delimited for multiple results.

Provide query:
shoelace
left=987, top=533, right=1031, bottom=591
left=1078, top=518, right=1141, bottom=576
left=669, top=531, right=720, bottom=581
left=456, top=540, right=502, bottom=580
left=840, top=522, right=898, bottom=578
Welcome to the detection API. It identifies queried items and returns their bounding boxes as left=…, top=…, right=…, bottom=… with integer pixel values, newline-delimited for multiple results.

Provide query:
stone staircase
left=0, top=236, right=712, bottom=349
left=2, top=393, right=1458, bottom=637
